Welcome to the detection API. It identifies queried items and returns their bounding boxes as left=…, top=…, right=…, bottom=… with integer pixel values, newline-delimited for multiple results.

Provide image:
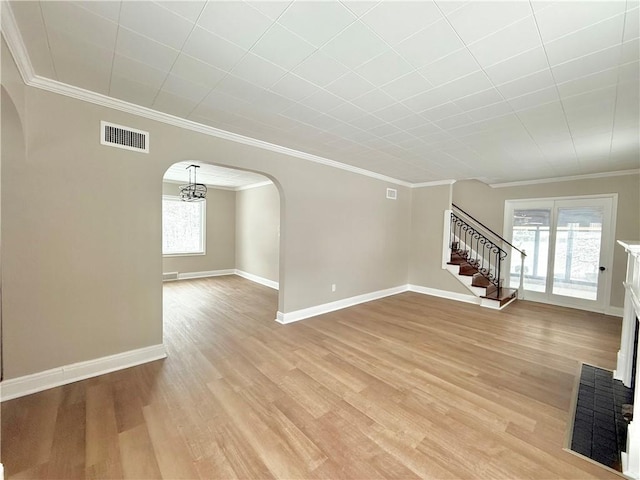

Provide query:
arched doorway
left=160, top=161, right=284, bottom=322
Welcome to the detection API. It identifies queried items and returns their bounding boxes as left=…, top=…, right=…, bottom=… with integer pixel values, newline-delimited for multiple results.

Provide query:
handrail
left=452, top=203, right=526, bottom=256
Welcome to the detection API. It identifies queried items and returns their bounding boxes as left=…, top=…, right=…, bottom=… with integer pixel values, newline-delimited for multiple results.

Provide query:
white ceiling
left=7, top=0, right=640, bottom=184
left=163, top=161, right=271, bottom=189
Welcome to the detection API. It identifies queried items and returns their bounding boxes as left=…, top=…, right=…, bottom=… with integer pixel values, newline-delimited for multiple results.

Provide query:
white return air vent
left=101, top=121, right=149, bottom=153
left=386, top=188, right=397, bottom=200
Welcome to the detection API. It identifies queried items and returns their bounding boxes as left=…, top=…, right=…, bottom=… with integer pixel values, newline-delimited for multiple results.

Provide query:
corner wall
left=235, top=183, right=280, bottom=283
left=409, top=184, right=469, bottom=295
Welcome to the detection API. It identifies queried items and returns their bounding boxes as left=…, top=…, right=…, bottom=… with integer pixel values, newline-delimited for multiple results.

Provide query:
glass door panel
left=552, top=206, right=604, bottom=300
left=510, top=208, right=550, bottom=292
left=505, top=196, right=613, bottom=311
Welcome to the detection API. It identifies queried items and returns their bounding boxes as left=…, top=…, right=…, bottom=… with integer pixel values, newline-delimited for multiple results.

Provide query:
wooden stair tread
left=448, top=246, right=517, bottom=309
left=481, top=288, right=517, bottom=306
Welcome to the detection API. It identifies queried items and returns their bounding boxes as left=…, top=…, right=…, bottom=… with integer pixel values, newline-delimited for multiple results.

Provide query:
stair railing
left=449, top=204, right=527, bottom=298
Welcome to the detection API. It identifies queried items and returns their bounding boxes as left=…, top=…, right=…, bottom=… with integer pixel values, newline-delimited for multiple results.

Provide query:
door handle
left=599, top=266, right=606, bottom=271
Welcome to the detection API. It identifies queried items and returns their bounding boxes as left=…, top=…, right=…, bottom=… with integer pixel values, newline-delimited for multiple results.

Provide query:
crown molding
left=411, top=179, right=456, bottom=188
left=163, top=178, right=272, bottom=191
left=1, top=1, right=36, bottom=82
left=489, top=169, right=640, bottom=188
left=235, top=180, right=273, bottom=191
left=30, top=74, right=413, bottom=187
left=1, top=6, right=412, bottom=189
left=162, top=179, right=237, bottom=191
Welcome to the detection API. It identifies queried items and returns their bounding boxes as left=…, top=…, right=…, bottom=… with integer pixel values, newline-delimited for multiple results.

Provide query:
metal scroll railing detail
left=450, top=212, right=508, bottom=291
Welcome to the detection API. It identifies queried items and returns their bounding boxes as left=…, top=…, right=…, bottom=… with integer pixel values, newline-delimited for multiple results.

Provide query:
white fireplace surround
left=614, top=240, right=640, bottom=479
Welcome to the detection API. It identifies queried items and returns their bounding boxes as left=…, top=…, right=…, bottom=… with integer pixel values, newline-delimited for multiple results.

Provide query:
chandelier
left=179, top=164, right=207, bottom=201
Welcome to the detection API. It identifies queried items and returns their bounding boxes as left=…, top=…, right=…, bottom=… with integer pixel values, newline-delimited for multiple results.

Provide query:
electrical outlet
left=331, top=284, right=336, bottom=292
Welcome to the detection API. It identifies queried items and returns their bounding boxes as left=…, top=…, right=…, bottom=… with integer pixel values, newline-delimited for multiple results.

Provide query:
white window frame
left=162, top=195, right=206, bottom=257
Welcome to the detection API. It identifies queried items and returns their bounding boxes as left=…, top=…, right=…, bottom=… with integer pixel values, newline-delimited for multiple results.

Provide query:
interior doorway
left=161, top=161, right=283, bottom=316
left=505, top=195, right=617, bottom=312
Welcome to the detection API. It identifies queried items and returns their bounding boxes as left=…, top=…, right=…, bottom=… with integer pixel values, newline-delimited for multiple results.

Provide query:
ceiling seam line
left=606, top=0, right=629, bottom=162
left=148, top=2, right=208, bottom=107
left=37, top=2, right=59, bottom=81
left=183, top=2, right=301, bottom=120
left=428, top=1, right=536, bottom=178
left=107, top=1, right=123, bottom=97
left=528, top=0, right=583, bottom=172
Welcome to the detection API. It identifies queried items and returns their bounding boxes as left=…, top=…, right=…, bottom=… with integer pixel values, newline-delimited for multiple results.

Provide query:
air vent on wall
left=100, top=121, right=149, bottom=153
left=386, top=188, right=397, bottom=200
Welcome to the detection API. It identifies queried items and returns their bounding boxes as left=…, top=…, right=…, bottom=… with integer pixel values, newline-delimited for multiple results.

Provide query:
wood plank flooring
left=1, top=276, right=625, bottom=479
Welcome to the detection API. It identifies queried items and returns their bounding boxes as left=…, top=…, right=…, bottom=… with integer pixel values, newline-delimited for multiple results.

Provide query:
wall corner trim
left=0, top=344, right=167, bottom=402
left=275, top=285, right=408, bottom=324
left=235, top=270, right=279, bottom=290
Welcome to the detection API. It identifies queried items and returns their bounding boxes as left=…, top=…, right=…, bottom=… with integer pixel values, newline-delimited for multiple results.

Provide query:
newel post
left=518, top=249, right=526, bottom=299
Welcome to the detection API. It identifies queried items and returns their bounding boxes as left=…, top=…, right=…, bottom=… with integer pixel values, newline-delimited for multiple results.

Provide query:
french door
left=505, top=196, right=616, bottom=311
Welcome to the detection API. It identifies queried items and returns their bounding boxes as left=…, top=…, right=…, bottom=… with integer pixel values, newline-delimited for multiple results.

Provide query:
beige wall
left=453, top=176, right=640, bottom=308
left=2, top=39, right=27, bottom=381
left=409, top=184, right=469, bottom=294
left=161, top=182, right=235, bottom=274
left=1, top=43, right=411, bottom=378
left=235, top=183, right=280, bottom=283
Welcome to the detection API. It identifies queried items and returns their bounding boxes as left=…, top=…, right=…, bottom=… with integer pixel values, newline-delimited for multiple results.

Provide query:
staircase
left=444, top=204, right=526, bottom=310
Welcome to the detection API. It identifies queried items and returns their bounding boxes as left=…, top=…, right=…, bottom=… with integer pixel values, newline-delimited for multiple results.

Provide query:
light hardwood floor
left=2, top=276, right=625, bottom=479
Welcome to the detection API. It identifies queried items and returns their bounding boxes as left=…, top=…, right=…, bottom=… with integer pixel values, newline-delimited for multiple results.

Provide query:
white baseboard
left=177, top=269, right=235, bottom=280
left=163, top=269, right=279, bottom=290
left=235, top=270, right=279, bottom=290
left=0, top=344, right=167, bottom=402
left=605, top=305, right=624, bottom=317
left=408, top=284, right=480, bottom=305
left=276, top=285, right=408, bottom=324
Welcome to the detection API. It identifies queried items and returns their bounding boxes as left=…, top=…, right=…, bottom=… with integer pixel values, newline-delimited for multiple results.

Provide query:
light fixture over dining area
left=179, top=164, right=207, bottom=202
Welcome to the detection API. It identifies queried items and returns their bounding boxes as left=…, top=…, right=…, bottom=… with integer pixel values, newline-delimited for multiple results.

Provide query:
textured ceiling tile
left=117, top=27, right=180, bottom=72
left=467, top=16, right=542, bottom=67
left=419, top=48, right=481, bottom=87
left=325, top=71, right=376, bottom=100
left=41, top=1, right=118, bottom=47
left=355, top=50, right=415, bottom=87
left=395, top=18, right=465, bottom=68
left=170, top=54, right=226, bottom=88
left=230, top=53, right=288, bottom=89
left=534, top=1, right=626, bottom=43
left=321, top=21, right=389, bottom=69
left=445, top=1, right=531, bottom=45
left=380, top=71, right=433, bottom=101
left=182, top=27, right=247, bottom=71
left=157, top=1, right=206, bottom=22
left=270, top=73, right=320, bottom=102
left=277, top=1, right=356, bottom=47
left=544, top=14, right=626, bottom=66
left=197, top=1, right=272, bottom=50
left=360, top=1, right=442, bottom=45
left=251, top=23, right=316, bottom=70
left=120, top=1, right=194, bottom=50
left=293, top=51, right=349, bottom=87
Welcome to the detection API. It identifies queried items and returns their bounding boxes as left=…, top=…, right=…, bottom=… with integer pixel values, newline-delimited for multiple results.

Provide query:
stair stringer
left=445, top=262, right=514, bottom=311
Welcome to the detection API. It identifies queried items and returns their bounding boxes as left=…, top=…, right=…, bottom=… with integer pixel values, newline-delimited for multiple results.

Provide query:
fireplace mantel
left=615, top=240, right=640, bottom=478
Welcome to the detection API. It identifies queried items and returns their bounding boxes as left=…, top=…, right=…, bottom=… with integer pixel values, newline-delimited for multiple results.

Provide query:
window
left=162, top=195, right=205, bottom=255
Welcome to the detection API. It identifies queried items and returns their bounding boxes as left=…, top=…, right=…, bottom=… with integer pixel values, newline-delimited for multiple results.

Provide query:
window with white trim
left=162, top=195, right=205, bottom=255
